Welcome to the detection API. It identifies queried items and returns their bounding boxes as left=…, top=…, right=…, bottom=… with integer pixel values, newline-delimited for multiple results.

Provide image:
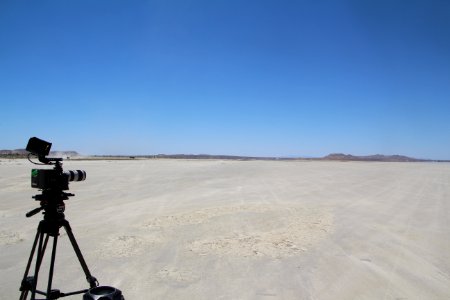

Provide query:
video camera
left=26, top=137, right=86, bottom=191
left=20, top=137, right=124, bottom=300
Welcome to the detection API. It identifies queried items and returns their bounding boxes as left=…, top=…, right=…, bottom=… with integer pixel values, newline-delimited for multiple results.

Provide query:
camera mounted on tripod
left=20, top=137, right=124, bottom=300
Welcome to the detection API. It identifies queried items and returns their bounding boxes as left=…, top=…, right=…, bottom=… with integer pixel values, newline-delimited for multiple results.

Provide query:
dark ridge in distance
left=89, top=153, right=448, bottom=162
left=1, top=149, right=448, bottom=162
left=322, top=153, right=428, bottom=162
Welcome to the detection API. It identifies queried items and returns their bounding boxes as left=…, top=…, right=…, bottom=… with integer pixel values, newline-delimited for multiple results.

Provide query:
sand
left=1, top=159, right=449, bottom=299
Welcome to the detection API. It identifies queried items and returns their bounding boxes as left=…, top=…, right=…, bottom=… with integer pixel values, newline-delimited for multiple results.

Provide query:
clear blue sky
left=1, top=1, right=449, bottom=159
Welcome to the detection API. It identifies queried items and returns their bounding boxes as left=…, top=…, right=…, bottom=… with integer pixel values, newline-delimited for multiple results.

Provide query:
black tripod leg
left=62, top=220, right=98, bottom=288
left=31, top=232, right=50, bottom=300
left=20, top=229, right=40, bottom=300
left=46, top=234, right=58, bottom=298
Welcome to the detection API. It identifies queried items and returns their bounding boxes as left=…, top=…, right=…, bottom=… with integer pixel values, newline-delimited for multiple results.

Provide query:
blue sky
left=1, top=1, right=449, bottom=159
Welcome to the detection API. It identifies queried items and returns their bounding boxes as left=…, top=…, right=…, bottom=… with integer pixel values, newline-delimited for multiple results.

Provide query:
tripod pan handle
left=26, top=206, right=44, bottom=218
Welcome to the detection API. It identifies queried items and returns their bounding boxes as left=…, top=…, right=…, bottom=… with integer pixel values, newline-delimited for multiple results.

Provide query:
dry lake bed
left=1, top=159, right=449, bottom=299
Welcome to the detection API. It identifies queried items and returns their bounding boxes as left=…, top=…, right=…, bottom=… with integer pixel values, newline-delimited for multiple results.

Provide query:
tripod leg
left=31, top=232, right=49, bottom=300
left=62, top=220, right=98, bottom=288
left=20, top=229, right=40, bottom=300
left=46, top=234, right=58, bottom=298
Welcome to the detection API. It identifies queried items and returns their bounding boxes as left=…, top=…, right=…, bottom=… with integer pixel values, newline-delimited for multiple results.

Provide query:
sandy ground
left=1, top=159, right=449, bottom=300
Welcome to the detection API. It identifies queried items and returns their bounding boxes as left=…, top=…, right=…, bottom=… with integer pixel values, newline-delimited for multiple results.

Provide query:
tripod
left=19, top=189, right=98, bottom=300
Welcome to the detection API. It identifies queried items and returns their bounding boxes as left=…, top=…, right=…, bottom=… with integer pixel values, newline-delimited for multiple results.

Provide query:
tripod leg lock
left=48, top=289, right=61, bottom=299
left=19, top=276, right=35, bottom=292
left=87, top=276, right=99, bottom=288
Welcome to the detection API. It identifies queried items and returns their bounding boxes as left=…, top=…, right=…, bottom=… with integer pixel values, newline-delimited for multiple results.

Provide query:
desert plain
left=1, top=158, right=449, bottom=299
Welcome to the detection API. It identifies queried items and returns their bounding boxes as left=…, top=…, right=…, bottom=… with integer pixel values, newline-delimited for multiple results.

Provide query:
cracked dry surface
left=146, top=204, right=333, bottom=258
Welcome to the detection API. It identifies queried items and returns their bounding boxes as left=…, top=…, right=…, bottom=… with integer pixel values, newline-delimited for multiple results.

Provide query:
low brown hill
left=323, top=153, right=424, bottom=162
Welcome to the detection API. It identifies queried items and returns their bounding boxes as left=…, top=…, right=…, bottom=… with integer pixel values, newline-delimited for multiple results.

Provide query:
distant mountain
left=142, top=153, right=429, bottom=162
left=140, top=154, right=280, bottom=160
left=0, top=149, right=79, bottom=157
left=0, top=149, right=440, bottom=162
left=0, top=149, right=28, bottom=155
left=322, top=153, right=425, bottom=162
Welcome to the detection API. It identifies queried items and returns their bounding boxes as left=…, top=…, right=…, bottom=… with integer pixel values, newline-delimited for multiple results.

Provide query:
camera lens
left=64, top=170, right=86, bottom=182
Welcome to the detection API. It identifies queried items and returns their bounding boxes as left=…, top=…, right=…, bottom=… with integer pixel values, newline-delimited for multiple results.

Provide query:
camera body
left=31, top=168, right=86, bottom=190
left=32, top=169, right=69, bottom=190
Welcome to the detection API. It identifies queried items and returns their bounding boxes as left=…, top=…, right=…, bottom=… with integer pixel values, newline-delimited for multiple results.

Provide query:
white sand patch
left=144, top=204, right=333, bottom=258
left=96, top=235, right=151, bottom=258
left=155, top=267, right=201, bottom=285
left=143, top=204, right=272, bottom=228
left=186, top=206, right=333, bottom=258
left=0, top=230, right=25, bottom=245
